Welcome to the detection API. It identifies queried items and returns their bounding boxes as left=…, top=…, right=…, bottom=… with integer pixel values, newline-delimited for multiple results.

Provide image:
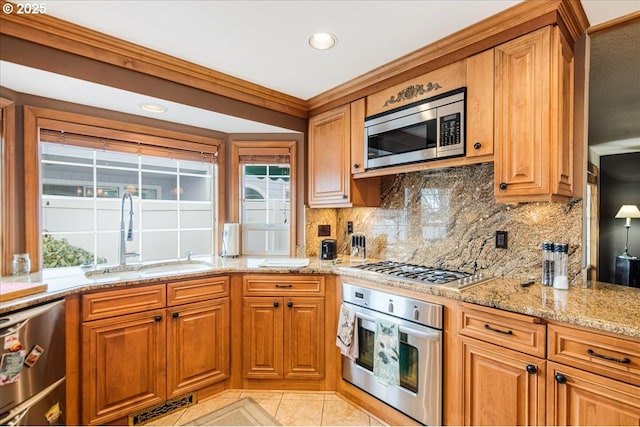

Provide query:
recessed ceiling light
left=138, top=102, right=168, bottom=113
left=308, top=32, right=337, bottom=50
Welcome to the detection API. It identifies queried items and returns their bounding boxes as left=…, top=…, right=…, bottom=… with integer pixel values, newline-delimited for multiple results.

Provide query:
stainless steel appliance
left=0, top=300, right=65, bottom=426
left=346, top=260, right=491, bottom=290
left=364, top=88, right=465, bottom=169
left=341, top=282, right=442, bottom=425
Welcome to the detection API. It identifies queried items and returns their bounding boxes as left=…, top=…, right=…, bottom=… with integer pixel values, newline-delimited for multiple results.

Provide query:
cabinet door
left=167, top=298, right=229, bottom=398
left=283, top=297, right=325, bottom=380
left=308, top=104, right=351, bottom=207
left=82, top=309, right=166, bottom=425
left=462, top=337, right=546, bottom=426
left=494, top=27, right=551, bottom=200
left=547, top=362, right=640, bottom=426
left=466, top=49, right=494, bottom=158
left=243, top=297, right=284, bottom=378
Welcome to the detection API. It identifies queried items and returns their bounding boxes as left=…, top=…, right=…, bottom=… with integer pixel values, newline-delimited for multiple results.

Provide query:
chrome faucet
left=119, top=191, right=138, bottom=265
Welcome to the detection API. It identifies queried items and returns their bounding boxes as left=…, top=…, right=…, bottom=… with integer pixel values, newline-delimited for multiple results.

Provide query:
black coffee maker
left=320, top=239, right=337, bottom=260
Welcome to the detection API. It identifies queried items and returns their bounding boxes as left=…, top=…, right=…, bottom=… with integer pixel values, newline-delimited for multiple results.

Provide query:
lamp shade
left=615, top=205, right=640, bottom=219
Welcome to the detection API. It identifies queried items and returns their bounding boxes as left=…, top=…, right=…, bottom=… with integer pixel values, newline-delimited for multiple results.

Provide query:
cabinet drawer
left=458, top=303, right=546, bottom=358
left=548, top=323, right=640, bottom=386
left=243, top=275, right=325, bottom=296
left=167, top=276, right=229, bottom=306
left=82, top=284, right=166, bottom=322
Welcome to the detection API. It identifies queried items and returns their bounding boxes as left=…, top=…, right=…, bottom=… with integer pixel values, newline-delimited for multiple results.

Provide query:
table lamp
left=615, top=204, right=640, bottom=258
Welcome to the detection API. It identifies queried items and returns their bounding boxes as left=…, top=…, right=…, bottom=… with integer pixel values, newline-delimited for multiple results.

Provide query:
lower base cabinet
left=461, top=337, right=546, bottom=426
left=547, top=362, right=640, bottom=426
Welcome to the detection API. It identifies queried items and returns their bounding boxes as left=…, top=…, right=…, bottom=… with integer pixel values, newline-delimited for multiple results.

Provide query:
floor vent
left=128, top=393, right=196, bottom=425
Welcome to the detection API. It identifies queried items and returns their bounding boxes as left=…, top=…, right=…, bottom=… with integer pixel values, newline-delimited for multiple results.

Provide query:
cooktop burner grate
left=351, top=260, right=488, bottom=288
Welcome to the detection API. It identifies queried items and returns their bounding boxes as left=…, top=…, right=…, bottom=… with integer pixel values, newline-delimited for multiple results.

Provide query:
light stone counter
left=2, top=256, right=639, bottom=339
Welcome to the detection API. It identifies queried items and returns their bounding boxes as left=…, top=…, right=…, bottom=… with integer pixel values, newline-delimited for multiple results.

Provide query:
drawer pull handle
left=484, top=323, right=513, bottom=335
left=276, top=284, right=293, bottom=288
left=587, top=348, right=631, bottom=364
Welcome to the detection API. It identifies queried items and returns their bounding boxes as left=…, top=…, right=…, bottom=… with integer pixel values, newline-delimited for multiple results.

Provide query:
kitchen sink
left=85, top=260, right=215, bottom=280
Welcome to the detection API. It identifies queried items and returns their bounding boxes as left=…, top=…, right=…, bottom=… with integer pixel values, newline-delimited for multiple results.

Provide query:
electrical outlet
left=495, top=230, right=508, bottom=249
left=318, top=224, right=331, bottom=237
left=347, top=221, right=353, bottom=234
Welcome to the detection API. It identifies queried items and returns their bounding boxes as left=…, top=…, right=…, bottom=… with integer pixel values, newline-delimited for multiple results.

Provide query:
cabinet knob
left=554, top=373, right=567, bottom=384
left=287, top=301, right=293, bottom=308
left=154, top=315, right=162, bottom=322
left=525, top=364, right=537, bottom=374
left=342, top=194, right=348, bottom=199
left=354, top=163, right=360, bottom=169
left=273, top=301, right=279, bottom=308
left=172, top=312, right=179, bottom=318
left=499, top=182, right=508, bottom=191
left=473, top=142, right=482, bottom=150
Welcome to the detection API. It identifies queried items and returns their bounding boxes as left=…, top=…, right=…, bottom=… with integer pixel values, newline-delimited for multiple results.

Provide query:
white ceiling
left=1, top=0, right=639, bottom=134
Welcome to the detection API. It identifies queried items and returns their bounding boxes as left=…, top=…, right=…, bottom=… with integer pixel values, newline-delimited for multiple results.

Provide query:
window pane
left=244, top=165, right=266, bottom=176
left=40, top=141, right=216, bottom=268
left=42, top=232, right=100, bottom=268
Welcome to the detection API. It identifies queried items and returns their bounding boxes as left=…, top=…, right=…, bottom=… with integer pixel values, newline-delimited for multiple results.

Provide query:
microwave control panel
left=439, top=112, right=461, bottom=146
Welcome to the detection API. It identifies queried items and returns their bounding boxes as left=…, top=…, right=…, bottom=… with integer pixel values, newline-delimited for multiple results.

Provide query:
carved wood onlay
left=382, top=82, right=442, bottom=107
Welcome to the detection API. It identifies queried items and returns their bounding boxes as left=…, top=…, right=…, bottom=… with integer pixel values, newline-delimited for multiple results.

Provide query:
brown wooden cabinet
left=494, top=26, right=575, bottom=203
left=466, top=49, right=494, bottom=158
left=242, top=275, right=325, bottom=380
left=547, top=362, right=640, bottom=426
left=458, top=303, right=547, bottom=426
left=81, top=277, right=229, bottom=425
left=546, top=322, right=640, bottom=425
left=461, top=337, right=546, bottom=426
left=308, top=101, right=379, bottom=208
left=82, top=307, right=166, bottom=425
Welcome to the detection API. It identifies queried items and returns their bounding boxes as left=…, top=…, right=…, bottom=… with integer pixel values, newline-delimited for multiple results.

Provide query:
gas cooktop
left=345, top=260, right=491, bottom=290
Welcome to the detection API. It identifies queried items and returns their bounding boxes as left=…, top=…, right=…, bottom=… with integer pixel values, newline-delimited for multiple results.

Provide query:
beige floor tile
left=239, top=390, right=284, bottom=401
left=177, top=398, right=237, bottom=425
left=217, top=390, right=242, bottom=399
left=321, top=398, right=371, bottom=426
left=323, top=393, right=343, bottom=401
left=276, top=399, right=324, bottom=426
left=255, top=399, right=281, bottom=417
left=369, top=415, right=386, bottom=426
left=281, top=392, right=327, bottom=400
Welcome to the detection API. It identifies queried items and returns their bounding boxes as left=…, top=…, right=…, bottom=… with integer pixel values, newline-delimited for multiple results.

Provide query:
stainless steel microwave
left=364, top=88, right=465, bottom=169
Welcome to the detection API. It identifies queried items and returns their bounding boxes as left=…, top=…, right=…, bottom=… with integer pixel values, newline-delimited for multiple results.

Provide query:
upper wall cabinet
left=466, top=49, right=495, bottom=158
left=308, top=100, right=380, bottom=208
left=494, top=26, right=575, bottom=203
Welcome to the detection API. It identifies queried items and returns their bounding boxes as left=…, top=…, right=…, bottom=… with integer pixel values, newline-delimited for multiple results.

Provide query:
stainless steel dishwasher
left=0, top=299, right=65, bottom=426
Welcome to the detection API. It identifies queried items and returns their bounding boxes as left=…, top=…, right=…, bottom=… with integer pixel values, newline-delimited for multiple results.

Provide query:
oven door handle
left=355, top=312, right=441, bottom=340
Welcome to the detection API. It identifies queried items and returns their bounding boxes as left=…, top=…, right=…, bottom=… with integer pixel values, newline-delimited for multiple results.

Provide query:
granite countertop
left=1, top=256, right=639, bottom=339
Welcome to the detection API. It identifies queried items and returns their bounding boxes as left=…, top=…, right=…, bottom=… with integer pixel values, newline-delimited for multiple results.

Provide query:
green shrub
left=42, top=233, right=107, bottom=268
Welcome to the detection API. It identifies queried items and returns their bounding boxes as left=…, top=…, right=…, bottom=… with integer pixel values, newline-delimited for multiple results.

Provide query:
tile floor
left=146, top=390, right=387, bottom=426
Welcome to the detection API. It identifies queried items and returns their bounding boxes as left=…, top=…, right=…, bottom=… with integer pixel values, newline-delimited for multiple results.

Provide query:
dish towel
left=373, top=319, right=400, bottom=386
left=336, top=304, right=358, bottom=360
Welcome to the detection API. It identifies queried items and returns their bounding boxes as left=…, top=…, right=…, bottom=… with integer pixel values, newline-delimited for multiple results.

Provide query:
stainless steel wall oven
left=341, top=283, right=442, bottom=425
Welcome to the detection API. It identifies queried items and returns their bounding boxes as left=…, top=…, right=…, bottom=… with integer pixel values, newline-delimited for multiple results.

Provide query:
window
left=40, top=142, right=217, bottom=268
left=241, top=164, right=290, bottom=255
left=231, top=141, right=297, bottom=257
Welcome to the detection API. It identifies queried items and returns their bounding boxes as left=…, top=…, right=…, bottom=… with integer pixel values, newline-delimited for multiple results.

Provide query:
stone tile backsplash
left=306, top=163, right=583, bottom=284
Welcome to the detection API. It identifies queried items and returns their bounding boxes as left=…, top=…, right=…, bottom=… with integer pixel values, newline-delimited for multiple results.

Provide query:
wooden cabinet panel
left=466, top=49, right=494, bottom=158
left=243, top=274, right=325, bottom=296
left=167, top=275, right=229, bottom=307
left=494, top=26, right=575, bottom=203
left=547, top=362, right=640, bottom=426
left=459, top=303, right=546, bottom=358
left=284, top=297, right=325, bottom=379
left=167, top=298, right=230, bottom=398
left=462, top=337, right=546, bottom=426
left=82, top=284, right=165, bottom=321
left=350, top=97, right=366, bottom=174
left=242, top=297, right=284, bottom=379
left=82, top=309, right=166, bottom=425
left=548, top=323, right=640, bottom=387
left=308, top=104, right=351, bottom=207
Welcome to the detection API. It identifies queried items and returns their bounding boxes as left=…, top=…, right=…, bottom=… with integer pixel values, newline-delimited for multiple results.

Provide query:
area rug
left=189, top=397, right=281, bottom=426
